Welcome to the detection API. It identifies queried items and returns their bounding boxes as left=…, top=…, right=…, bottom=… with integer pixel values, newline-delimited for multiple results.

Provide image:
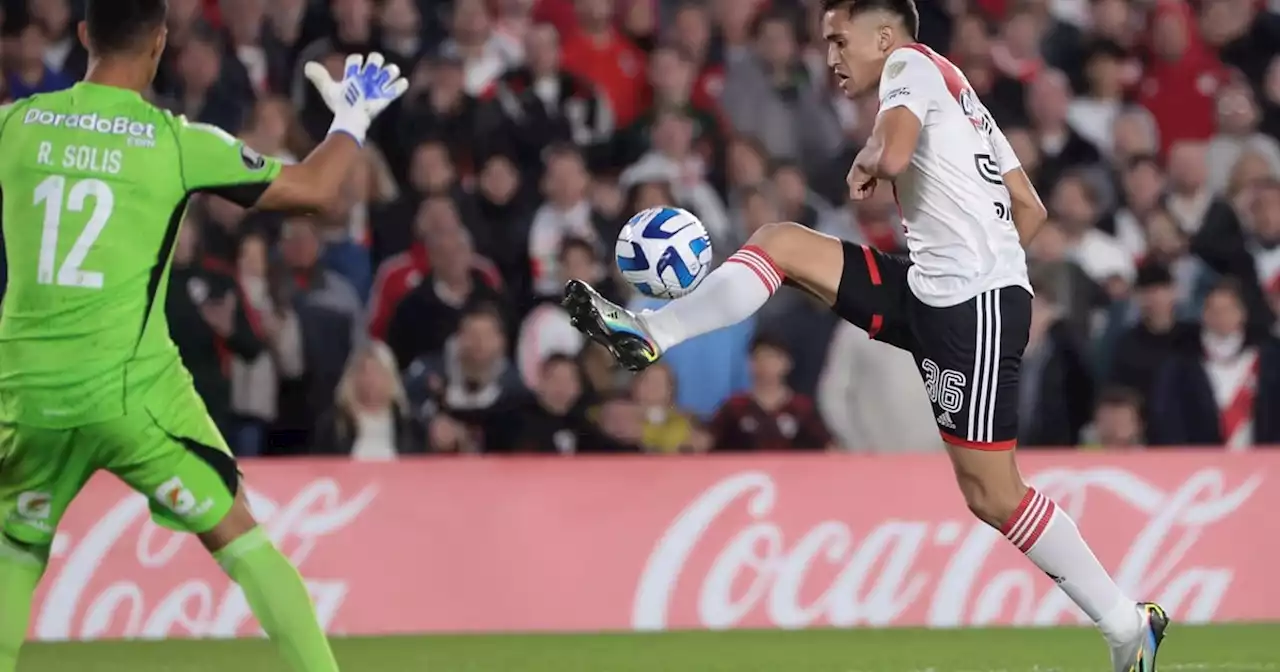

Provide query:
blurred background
left=3, top=0, right=1280, bottom=458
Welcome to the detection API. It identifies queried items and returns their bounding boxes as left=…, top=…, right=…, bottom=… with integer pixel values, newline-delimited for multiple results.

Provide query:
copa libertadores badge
left=240, top=144, right=266, bottom=170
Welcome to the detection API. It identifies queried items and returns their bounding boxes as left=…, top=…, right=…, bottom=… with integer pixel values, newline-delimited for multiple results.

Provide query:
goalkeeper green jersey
left=0, top=83, right=283, bottom=428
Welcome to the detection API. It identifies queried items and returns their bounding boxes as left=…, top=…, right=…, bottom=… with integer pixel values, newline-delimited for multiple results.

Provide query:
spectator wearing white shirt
left=619, top=107, right=730, bottom=243
left=529, top=145, right=602, bottom=298
left=314, top=341, right=425, bottom=460
left=1207, top=81, right=1280, bottom=195
left=1052, top=171, right=1135, bottom=294
left=1068, top=41, right=1128, bottom=156
left=441, top=0, right=523, bottom=96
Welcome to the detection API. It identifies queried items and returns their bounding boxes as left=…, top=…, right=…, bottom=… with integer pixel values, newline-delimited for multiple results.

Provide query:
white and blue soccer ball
left=615, top=206, right=713, bottom=299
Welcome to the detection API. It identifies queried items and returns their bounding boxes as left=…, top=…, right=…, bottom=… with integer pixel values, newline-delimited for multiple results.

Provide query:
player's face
left=823, top=10, right=891, bottom=98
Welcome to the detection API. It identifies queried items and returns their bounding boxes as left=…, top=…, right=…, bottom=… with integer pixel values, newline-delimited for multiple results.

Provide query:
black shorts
left=833, top=242, right=1032, bottom=449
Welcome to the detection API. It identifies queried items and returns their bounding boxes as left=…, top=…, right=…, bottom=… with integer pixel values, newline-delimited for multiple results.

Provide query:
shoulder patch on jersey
left=240, top=144, right=266, bottom=170
left=886, top=60, right=906, bottom=79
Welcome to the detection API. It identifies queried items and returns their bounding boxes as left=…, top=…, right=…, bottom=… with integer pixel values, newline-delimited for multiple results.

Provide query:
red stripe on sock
left=738, top=250, right=781, bottom=291
left=861, top=245, right=882, bottom=285
left=742, top=245, right=785, bottom=286
left=1007, top=491, right=1046, bottom=548
left=1000, top=488, right=1038, bottom=537
left=1017, top=499, right=1056, bottom=553
left=732, top=253, right=778, bottom=291
left=728, top=248, right=782, bottom=293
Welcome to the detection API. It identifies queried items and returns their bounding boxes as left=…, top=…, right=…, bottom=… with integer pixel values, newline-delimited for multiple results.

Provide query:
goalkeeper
left=0, top=1, right=406, bottom=670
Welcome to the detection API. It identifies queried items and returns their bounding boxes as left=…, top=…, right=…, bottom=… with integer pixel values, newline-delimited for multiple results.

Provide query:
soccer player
left=563, top=0, right=1168, bottom=668
left=0, top=1, right=407, bottom=669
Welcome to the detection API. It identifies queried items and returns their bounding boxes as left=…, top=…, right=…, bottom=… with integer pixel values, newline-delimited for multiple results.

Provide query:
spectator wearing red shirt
left=368, top=197, right=502, bottom=340
left=1138, top=0, right=1230, bottom=155
left=532, top=0, right=578, bottom=38
left=708, top=334, right=834, bottom=452
left=559, top=0, right=649, bottom=128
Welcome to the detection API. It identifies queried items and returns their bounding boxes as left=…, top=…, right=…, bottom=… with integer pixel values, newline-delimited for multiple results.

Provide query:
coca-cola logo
left=35, top=479, right=378, bottom=640
left=633, top=467, right=1262, bottom=631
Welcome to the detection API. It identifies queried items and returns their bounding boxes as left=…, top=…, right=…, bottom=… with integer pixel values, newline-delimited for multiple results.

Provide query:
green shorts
left=0, top=391, right=238, bottom=547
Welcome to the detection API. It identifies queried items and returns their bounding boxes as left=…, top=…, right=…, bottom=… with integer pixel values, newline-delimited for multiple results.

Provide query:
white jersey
left=876, top=44, right=1032, bottom=307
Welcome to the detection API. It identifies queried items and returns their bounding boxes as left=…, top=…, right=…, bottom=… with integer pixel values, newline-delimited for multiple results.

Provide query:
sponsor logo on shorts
left=23, top=108, right=157, bottom=145
left=154, top=477, right=213, bottom=518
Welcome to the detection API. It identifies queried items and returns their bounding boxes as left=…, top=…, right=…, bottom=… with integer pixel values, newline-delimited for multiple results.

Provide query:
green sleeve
left=171, top=115, right=283, bottom=207
left=0, top=104, right=13, bottom=140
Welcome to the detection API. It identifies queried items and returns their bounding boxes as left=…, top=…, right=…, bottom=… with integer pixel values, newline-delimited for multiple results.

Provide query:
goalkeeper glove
left=303, top=52, right=409, bottom=146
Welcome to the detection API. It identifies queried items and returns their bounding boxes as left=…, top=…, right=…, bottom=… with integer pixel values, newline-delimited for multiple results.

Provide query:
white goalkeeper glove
left=303, top=52, right=409, bottom=146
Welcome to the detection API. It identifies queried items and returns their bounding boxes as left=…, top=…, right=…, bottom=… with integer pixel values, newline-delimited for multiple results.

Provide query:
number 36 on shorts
left=920, top=358, right=966, bottom=414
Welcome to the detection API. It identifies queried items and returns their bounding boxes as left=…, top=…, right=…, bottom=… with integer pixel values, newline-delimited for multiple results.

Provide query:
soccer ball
left=615, top=206, right=713, bottom=299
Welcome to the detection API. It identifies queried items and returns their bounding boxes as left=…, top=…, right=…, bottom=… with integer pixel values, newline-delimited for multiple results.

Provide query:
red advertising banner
left=27, top=451, right=1280, bottom=640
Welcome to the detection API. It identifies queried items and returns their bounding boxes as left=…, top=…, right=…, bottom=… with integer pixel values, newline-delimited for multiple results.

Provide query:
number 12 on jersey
left=34, top=175, right=113, bottom=289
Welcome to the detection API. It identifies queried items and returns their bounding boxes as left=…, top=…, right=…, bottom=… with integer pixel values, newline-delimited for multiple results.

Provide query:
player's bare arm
left=1001, top=166, right=1047, bottom=247
left=849, top=107, right=922, bottom=200
left=254, top=134, right=363, bottom=212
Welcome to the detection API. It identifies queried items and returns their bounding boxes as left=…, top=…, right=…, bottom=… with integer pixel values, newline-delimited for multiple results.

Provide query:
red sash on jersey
left=1219, top=353, right=1260, bottom=447
left=902, top=44, right=969, bottom=107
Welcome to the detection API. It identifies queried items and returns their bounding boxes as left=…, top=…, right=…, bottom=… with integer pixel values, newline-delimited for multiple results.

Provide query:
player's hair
left=86, top=0, right=168, bottom=54
left=822, top=0, right=920, bottom=40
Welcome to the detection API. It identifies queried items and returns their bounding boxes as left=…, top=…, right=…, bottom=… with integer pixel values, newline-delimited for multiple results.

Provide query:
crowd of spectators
left=3, top=0, right=1280, bottom=457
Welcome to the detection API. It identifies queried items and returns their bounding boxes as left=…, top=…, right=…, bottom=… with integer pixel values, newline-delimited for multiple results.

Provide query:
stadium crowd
left=2, top=0, right=1280, bottom=457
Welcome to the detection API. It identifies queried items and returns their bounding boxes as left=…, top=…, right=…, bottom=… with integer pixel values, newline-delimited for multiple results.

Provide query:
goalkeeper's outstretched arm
left=255, top=53, right=407, bottom=213
left=256, top=134, right=362, bottom=213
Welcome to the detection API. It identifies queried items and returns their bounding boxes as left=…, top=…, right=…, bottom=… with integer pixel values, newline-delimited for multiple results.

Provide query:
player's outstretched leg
left=0, top=538, right=45, bottom=672
left=948, top=447, right=1167, bottom=672
left=200, top=490, right=339, bottom=672
left=565, top=222, right=842, bottom=370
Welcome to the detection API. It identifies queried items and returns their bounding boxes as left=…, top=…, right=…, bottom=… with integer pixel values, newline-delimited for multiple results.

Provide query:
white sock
left=1003, top=488, right=1142, bottom=645
left=641, top=245, right=783, bottom=351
